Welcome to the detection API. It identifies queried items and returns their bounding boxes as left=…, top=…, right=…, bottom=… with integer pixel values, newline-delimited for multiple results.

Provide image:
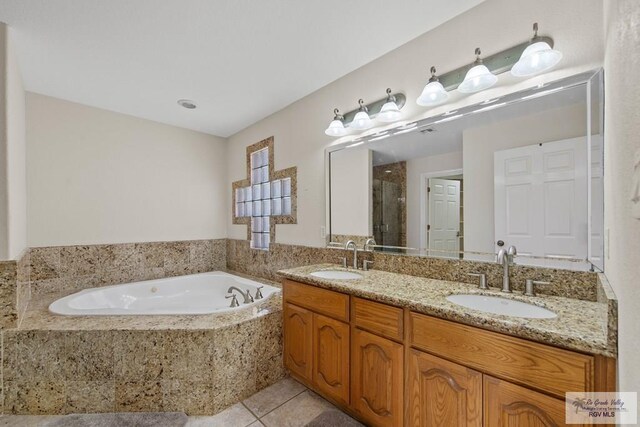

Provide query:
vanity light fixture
left=511, top=23, right=562, bottom=77
left=458, top=48, right=498, bottom=94
left=350, top=99, right=374, bottom=130
left=377, top=89, right=403, bottom=122
left=417, top=66, right=448, bottom=106
left=324, top=108, right=348, bottom=136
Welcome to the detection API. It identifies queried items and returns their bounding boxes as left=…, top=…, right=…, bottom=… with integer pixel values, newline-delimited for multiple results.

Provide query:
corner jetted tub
left=48, top=271, right=279, bottom=316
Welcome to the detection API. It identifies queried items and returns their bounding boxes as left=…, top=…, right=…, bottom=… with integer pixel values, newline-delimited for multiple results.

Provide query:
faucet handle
left=245, top=289, right=255, bottom=303
left=363, top=260, right=373, bottom=271
left=225, top=293, right=239, bottom=307
left=339, top=257, right=347, bottom=268
left=255, top=286, right=264, bottom=300
left=467, top=273, right=488, bottom=290
left=524, top=279, right=551, bottom=297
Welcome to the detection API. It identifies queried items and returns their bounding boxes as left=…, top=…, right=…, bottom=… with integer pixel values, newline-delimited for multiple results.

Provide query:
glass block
left=251, top=151, right=260, bottom=169
left=244, top=187, right=253, bottom=202
left=263, top=232, right=270, bottom=248
left=236, top=188, right=244, bottom=203
left=262, top=200, right=271, bottom=216
left=244, top=201, right=252, bottom=217
left=252, top=233, right=262, bottom=249
left=260, top=149, right=269, bottom=166
left=261, top=182, right=271, bottom=199
left=251, top=217, right=261, bottom=232
left=271, top=180, right=282, bottom=198
left=282, top=178, right=291, bottom=197
left=262, top=216, right=270, bottom=231
left=252, top=184, right=261, bottom=201
left=283, top=196, right=292, bottom=215
left=253, top=200, right=262, bottom=216
left=260, top=166, right=269, bottom=183
left=236, top=202, right=244, bottom=218
left=271, top=198, right=282, bottom=215
left=251, top=168, right=259, bottom=184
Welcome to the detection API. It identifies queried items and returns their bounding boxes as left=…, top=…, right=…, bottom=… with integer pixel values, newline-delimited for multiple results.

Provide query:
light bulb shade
left=377, top=101, right=402, bottom=122
left=417, top=81, right=448, bottom=106
left=511, top=41, right=562, bottom=77
left=350, top=111, right=373, bottom=130
left=324, top=119, right=347, bottom=137
left=458, top=64, right=498, bottom=93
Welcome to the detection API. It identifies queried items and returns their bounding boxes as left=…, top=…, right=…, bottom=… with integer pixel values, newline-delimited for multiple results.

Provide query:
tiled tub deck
left=1, top=280, right=284, bottom=415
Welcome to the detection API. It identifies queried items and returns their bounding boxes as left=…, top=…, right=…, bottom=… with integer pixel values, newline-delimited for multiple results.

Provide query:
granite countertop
left=17, top=270, right=282, bottom=331
left=278, top=264, right=616, bottom=357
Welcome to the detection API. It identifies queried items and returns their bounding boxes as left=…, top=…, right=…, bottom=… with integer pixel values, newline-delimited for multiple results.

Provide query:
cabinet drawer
left=353, top=297, right=403, bottom=341
left=284, top=280, right=349, bottom=322
left=409, top=313, right=594, bottom=398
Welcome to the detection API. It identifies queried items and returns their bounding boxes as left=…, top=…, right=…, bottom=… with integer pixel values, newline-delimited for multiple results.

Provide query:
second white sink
left=446, top=294, right=557, bottom=319
left=310, top=270, right=363, bottom=280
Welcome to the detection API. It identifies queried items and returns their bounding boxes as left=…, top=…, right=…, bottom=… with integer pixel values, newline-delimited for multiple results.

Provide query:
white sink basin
left=446, top=294, right=557, bottom=319
left=310, top=270, right=363, bottom=280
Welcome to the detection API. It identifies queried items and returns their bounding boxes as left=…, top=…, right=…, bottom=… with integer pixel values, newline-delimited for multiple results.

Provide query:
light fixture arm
left=332, top=108, right=344, bottom=121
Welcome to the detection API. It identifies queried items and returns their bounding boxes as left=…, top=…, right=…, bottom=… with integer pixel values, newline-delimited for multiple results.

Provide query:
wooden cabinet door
left=484, top=375, right=583, bottom=427
left=283, top=303, right=313, bottom=383
left=313, top=313, right=350, bottom=405
left=351, top=328, right=403, bottom=427
left=408, top=349, right=482, bottom=427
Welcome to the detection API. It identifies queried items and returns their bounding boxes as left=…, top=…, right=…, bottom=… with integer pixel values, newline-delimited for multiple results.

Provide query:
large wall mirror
left=328, top=69, right=604, bottom=272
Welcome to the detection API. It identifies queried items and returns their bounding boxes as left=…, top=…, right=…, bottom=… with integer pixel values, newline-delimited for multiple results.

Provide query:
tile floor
left=0, top=377, right=357, bottom=427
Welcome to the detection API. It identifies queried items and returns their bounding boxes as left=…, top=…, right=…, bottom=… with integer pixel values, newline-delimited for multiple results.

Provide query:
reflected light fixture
left=377, top=88, right=403, bottom=122
left=511, top=23, right=562, bottom=77
left=324, top=108, right=347, bottom=137
left=417, top=66, right=448, bottom=106
left=458, top=48, right=498, bottom=94
left=350, top=99, right=373, bottom=130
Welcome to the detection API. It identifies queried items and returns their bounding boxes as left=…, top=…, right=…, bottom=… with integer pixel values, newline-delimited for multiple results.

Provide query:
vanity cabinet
left=313, top=313, right=350, bottom=405
left=351, top=328, right=403, bottom=427
left=407, top=349, right=482, bottom=427
left=282, top=279, right=614, bottom=427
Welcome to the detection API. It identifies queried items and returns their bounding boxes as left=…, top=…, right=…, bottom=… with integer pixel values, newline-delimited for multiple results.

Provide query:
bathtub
left=49, top=271, right=279, bottom=316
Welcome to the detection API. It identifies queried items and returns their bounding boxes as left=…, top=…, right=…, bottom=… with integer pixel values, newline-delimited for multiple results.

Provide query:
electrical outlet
left=320, top=226, right=326, bottom=238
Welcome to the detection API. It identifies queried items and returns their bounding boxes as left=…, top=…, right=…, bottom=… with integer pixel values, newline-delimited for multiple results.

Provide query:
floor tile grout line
left=254, top=385, right=309, bottom=422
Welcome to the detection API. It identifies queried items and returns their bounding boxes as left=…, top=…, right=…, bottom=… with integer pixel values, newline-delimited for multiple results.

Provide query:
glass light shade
left=377, top=101, right=402, bottom=122
left=417, top=81, right=448, bottom=106
left=458, top=64, right=498, bottom=93
left=324, top=119, right=347, bottom=137
left=350, top=111, right=373, bottom=130
left=511, top=41, right=562, bottom=77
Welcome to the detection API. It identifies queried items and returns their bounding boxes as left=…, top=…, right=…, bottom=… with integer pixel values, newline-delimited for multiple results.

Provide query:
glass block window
left=234, top=147, right=292, bottom=250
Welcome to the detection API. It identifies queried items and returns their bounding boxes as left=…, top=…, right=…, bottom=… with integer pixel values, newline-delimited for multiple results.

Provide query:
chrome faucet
left=227, top=286, right=253, bottom=304
left=345, top=240, right=358, bottom=269
left=496, top=245, right=517, bottom=293
left=364, top=238, right=376, bottom=252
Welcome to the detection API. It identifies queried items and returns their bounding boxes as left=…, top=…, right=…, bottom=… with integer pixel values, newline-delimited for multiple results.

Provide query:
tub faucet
left=345, top=240, right=358, bottom=269
left=227, top=286, right=253, bottom=304
left=496, top=245, right=517, bottom=293
left=364, top=238, right=376, bottom=252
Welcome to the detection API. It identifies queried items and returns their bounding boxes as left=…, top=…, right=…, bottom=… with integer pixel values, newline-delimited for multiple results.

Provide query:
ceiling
left=0, top=0, right=484, bottom=137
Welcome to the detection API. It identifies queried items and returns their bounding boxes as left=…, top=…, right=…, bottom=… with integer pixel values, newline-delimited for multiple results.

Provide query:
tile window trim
left=231, top=137, right=297, bottom=250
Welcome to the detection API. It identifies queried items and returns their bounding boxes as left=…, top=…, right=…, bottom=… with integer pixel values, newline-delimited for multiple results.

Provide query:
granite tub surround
left=0, top=259, right=18, bottom=328
left=1, top=273, right=284, bottom=415
left=278, top=264, right=617, bottom=357
left=28, top=239, right=226, bottom=296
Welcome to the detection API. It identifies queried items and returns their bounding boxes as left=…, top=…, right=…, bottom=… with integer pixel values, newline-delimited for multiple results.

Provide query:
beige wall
left=26, top=93, right=228, bottom=247
left=463, top=103, right=587, bottom=254
left=330, top=148, right=371, bottom=237
left=0, top=23, right=27, bottom=260
left=226, top=0, right=604, bottom=248
left=603, top=0, right=640, bottom=401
